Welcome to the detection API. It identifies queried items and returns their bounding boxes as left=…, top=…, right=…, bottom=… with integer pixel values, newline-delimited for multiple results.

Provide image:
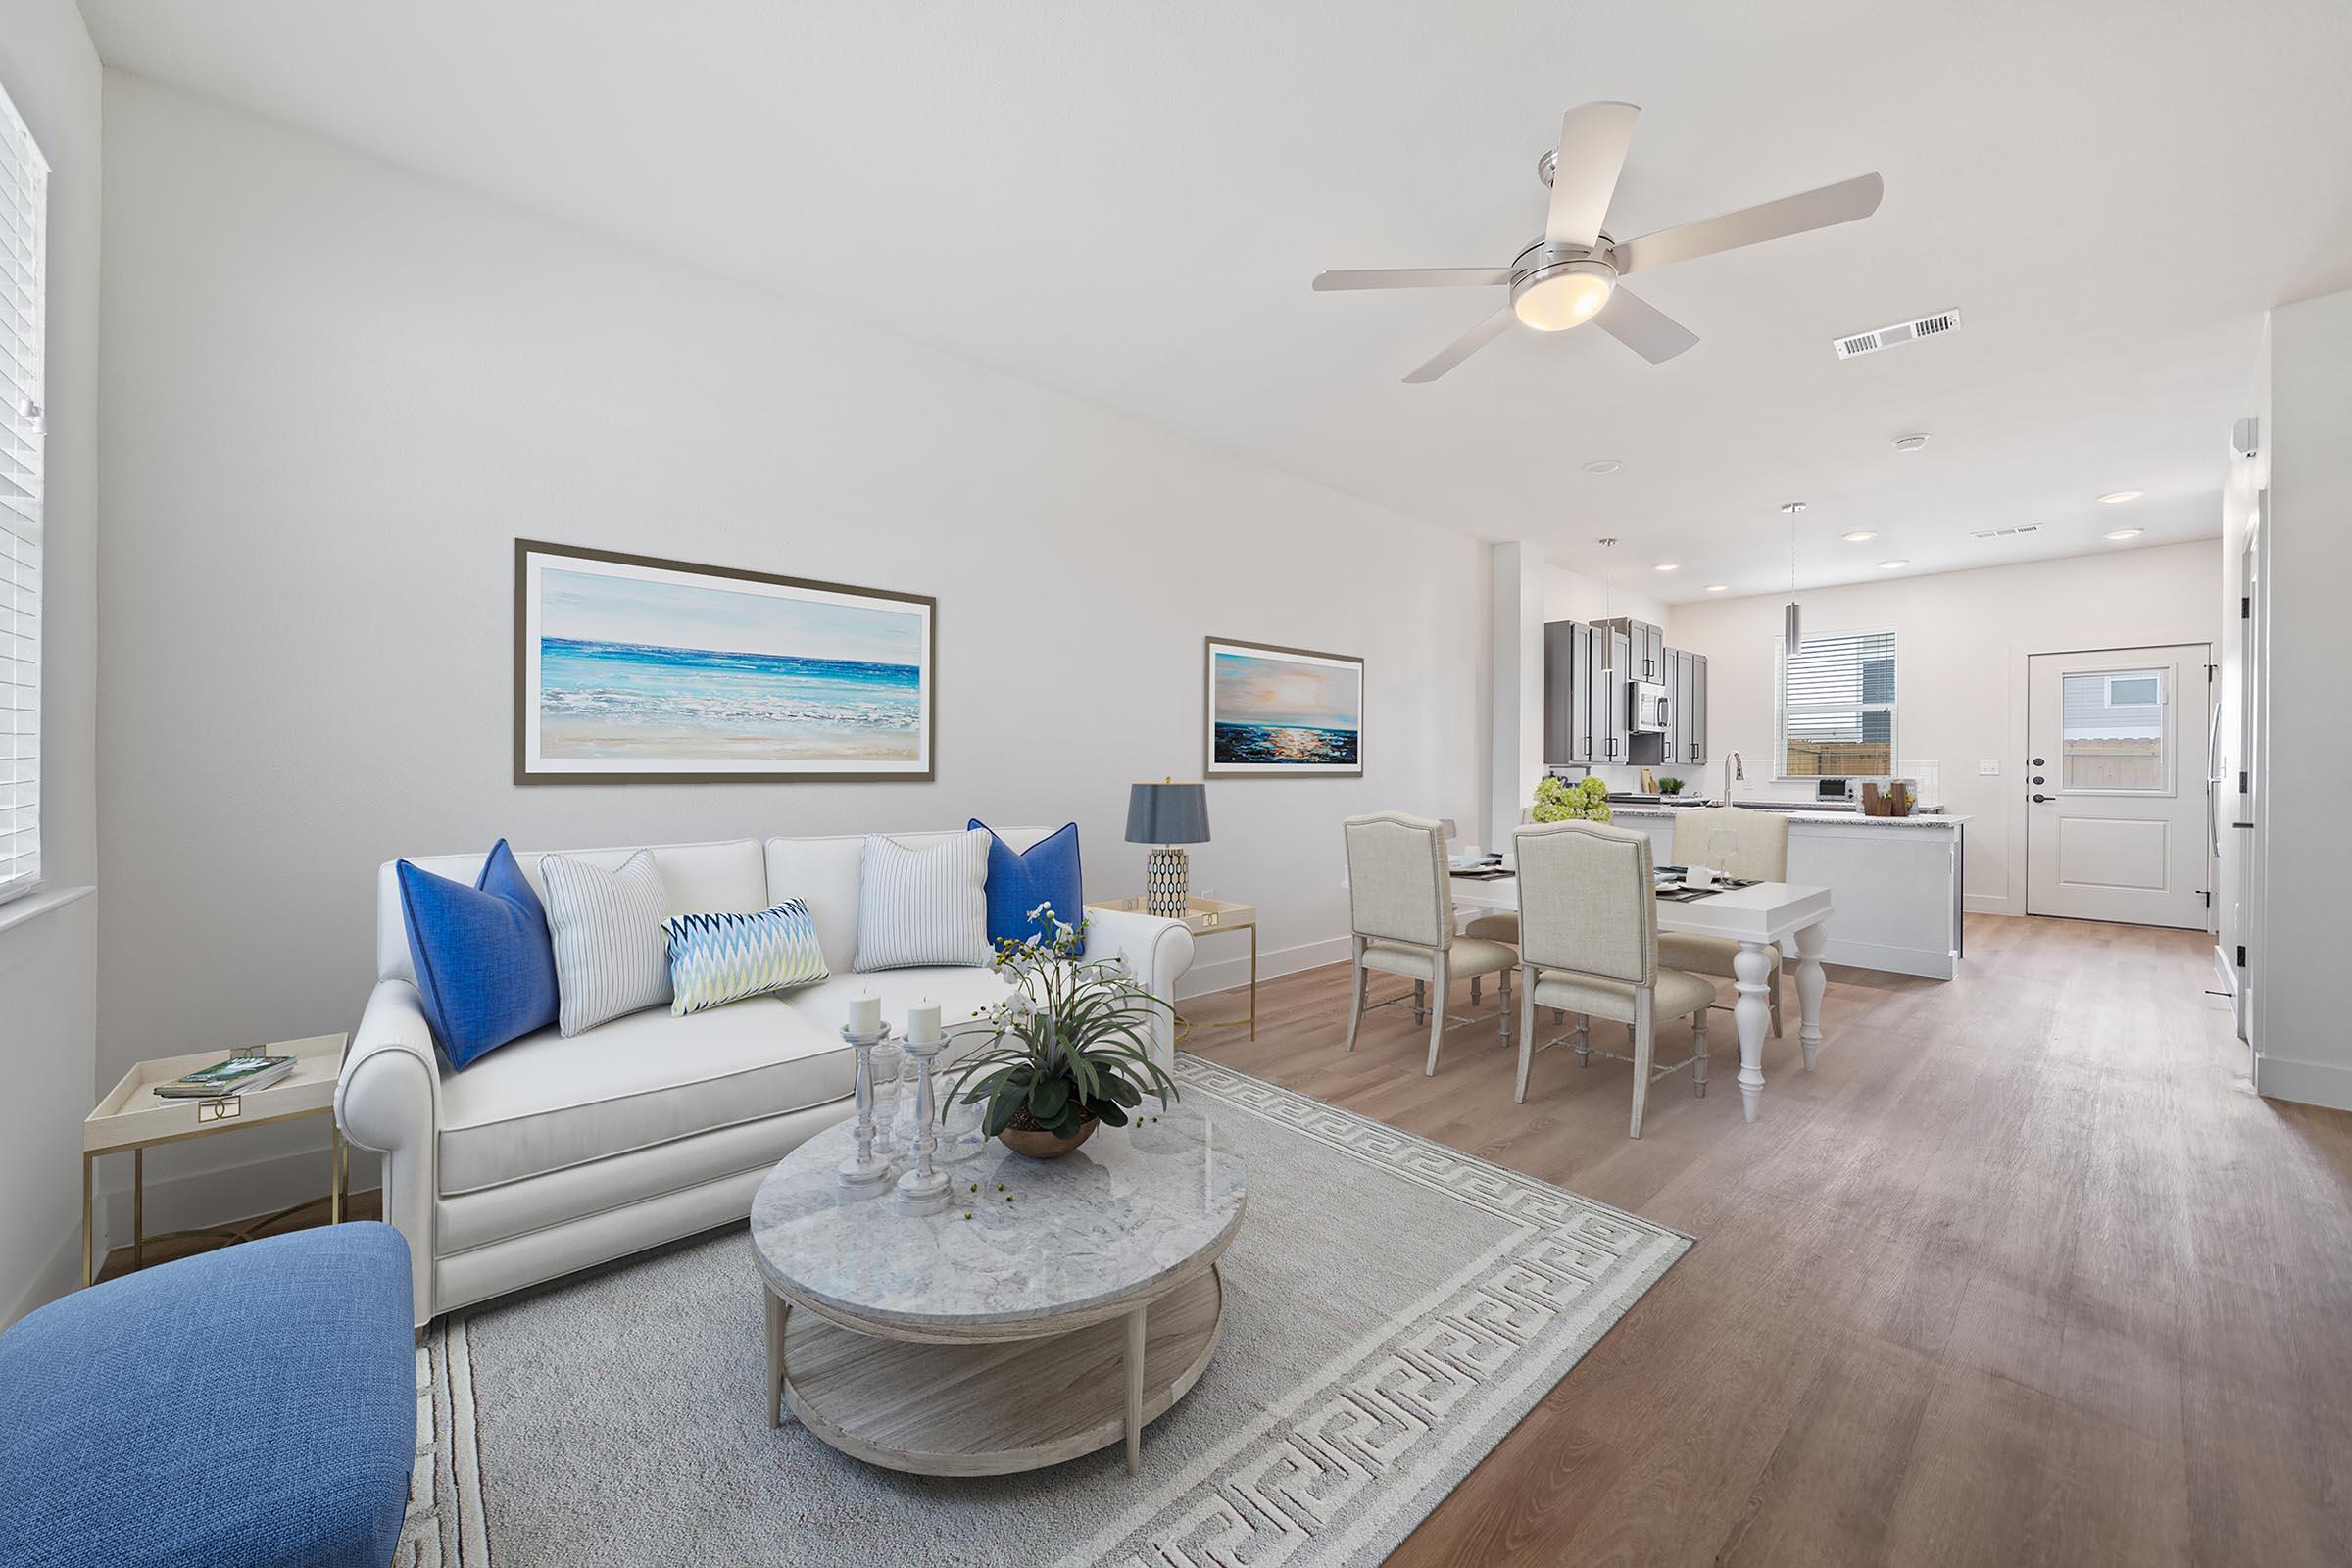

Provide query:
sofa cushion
left=541, top=850, right=674, bottom=1035
left=854, top=828, right=991, bottom=971
left=0, top=1225, right=415, bottom=1568
left=971, top=818, right=1085, bottom=955
left=435, top=1001, right=854, bottom=1195
left=664, top=900, right=829, bottom=1016
left=378, top=837, right=769, bottom=985
left=396, top=839, right=561, bottom=1069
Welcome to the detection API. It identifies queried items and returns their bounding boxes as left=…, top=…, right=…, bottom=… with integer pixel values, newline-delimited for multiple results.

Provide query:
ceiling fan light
left=1511, top=262, right=1615, bottom=331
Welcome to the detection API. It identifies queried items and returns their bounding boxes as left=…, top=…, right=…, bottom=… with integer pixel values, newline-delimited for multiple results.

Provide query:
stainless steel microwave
left=1629, top=680, right=1669, bottom=734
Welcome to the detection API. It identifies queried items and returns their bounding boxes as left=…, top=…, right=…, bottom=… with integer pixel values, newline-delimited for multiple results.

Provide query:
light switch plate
left=1978, top=759, right=2000, bottom=776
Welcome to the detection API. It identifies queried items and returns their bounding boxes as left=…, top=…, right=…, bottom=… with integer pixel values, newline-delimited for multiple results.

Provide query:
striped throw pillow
left=539, top=850, right=673, bottom=1035
left=665, top=900, right=829, bottom=1016
left=854, top=829, right=991, bottom=971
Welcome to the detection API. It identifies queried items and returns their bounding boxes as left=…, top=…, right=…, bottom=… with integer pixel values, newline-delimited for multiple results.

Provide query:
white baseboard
left=1817, top=934, right=1955, bottom=981
left=1178, top=934, right=1350, bottom=1000
left=2252, top=1052, right=2352, bottom=1113
left=1962, top=892, right=2013, bottom=915
left=4, top=1219, right=84, bottom=1330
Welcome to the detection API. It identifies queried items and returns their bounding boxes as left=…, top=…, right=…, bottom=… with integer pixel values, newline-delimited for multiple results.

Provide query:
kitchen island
left=1607, top=806, right=1967, bottom=980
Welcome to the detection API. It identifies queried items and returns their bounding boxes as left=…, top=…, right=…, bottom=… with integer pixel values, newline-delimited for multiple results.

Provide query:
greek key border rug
left=396, top=1054, right=1690, bottom=1568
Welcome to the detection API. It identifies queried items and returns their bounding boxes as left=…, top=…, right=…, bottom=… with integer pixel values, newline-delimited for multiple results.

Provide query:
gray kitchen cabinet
left=1601, top=627, right=1632, bottom=761
left=1690, top=653, right=1708, bottom=766
left=1665, top=648, right=1691, bottom=768
left=1597, top=616, right=1667, bottom=685
left=1544, top=620, right=1610, bottom=765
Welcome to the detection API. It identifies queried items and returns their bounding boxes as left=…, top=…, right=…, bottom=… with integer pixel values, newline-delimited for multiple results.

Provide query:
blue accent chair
left=0, top=1223, right=416, bottom=1568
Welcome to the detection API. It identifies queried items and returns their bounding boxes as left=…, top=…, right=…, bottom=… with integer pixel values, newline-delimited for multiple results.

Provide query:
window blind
left=0, top=87, right=45, bottom=906
left=1779, top=629, right=1896, bottom=778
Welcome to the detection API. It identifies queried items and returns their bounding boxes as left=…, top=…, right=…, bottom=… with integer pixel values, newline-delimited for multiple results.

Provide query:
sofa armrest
left=336, top=979, right=443, bottom=1328
left=1084, top=907, right=1195, bottom=1069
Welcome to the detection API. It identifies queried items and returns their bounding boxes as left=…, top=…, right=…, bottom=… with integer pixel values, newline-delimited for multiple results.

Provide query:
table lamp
left=1126, top=779, right=1210, bottom=918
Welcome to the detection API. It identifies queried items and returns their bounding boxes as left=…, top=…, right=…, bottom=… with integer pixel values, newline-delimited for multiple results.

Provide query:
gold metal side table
left=1089, top=896, right=1258, bottom=1040
left=81, top=1033, right=351, bottom=1287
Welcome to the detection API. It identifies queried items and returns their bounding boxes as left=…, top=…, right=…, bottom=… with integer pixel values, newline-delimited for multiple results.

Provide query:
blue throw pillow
left=397, top=840, right=561, bottom=1069
left=969, top=819, right=1085, bottom=954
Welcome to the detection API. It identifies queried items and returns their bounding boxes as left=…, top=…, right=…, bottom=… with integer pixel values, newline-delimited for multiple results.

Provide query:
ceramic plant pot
left=998, top=1110, right=1099, bottom=1160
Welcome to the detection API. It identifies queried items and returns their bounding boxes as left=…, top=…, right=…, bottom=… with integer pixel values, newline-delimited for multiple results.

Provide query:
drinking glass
left=1708, top=826, right=1740, bottom=881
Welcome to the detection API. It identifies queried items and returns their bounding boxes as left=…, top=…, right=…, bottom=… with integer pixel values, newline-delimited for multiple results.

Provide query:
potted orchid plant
left=943, top=904, right=1180, bottom=1158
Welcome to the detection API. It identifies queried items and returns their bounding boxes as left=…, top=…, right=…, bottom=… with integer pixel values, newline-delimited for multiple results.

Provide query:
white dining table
left=1436, top=867, right=1835, bottom=1122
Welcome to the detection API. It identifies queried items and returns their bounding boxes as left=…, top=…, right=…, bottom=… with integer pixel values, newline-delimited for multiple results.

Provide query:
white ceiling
left=80, top=0, right=2352, bottom=601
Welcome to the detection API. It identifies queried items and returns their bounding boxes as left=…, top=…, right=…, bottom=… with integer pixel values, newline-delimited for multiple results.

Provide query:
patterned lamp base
left=1146, top=847, right=1191, bottom=917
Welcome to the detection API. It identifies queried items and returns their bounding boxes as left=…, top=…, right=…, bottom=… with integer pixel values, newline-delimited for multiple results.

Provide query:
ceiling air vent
left=1833, top=309, right=1963, bottom=360
left=1968, top=524, right=2041, bottom=540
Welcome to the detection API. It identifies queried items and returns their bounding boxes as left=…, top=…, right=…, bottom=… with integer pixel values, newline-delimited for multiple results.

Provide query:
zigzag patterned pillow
left=663, top=900, right=830, bottom=1016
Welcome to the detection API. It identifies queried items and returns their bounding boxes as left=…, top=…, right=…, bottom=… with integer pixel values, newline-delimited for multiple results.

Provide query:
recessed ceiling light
left=1581, top=459, right=1624, bottom=475
left=1704, top=583, right=1729, bottom=593
left=1878, top=559, right=1909, bottom=569
left=1892, top=434, right=1931, bottom=453
left=1781, top=501, right=1808, bottom=514
left=2104, top=527, right=2144, bottom=541
left=1841, top=530, right=1878, bottom=543
left=1654, top=563, right=1680, bottom=572
left=2097, top=490, right=2144, bottom=505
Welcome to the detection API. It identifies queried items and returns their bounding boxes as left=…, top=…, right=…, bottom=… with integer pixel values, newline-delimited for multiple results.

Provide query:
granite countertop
left=751, top=1102, right=1246, bottom=1329
left=1606, top=804, right=1971, bottom=829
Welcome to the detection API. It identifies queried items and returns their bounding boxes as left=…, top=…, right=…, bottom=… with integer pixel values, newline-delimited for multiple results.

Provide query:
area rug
left=395, top=1054, right=1690, bottom=1568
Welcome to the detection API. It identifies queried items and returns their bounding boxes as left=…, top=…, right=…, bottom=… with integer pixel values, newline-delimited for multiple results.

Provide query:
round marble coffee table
left=751, top=1102, right=1245, bottom=1477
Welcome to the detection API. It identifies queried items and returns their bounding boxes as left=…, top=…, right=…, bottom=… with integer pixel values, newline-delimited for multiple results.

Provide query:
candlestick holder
left=894, top=1032, right=952, bottom=1213
left=836, top=1023, right=895, bottom=1190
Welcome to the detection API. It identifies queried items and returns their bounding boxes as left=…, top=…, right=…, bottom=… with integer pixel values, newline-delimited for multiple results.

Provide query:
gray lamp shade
left=1125, top=781, right=1210, bottom=846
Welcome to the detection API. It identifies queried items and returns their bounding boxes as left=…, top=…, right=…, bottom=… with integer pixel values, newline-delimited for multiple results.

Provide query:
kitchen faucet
left=1722, top=751, right=1743, bottom=805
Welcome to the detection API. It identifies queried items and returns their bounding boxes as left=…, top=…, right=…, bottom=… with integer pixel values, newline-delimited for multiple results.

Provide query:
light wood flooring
left=1180, top=913, right=2352, bottom=1567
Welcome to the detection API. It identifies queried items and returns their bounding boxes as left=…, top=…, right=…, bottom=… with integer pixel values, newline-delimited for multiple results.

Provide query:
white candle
left=849, top=991, right=881, bottom=1036
left=907, top=999, right=942, bottom=1046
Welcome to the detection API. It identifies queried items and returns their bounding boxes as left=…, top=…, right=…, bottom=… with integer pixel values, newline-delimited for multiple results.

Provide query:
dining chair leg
left=1513, top=967, right=1536, bottom=1102
left=1771, top=966, right=1785, bottom=1039
left=1692, top=1010, right=1709, bottom=1098
left=1630, top=991, right=1656, bottom=1138
left=1343, top=938, right=1367, bottom=1053
left=1552, top=1008, right=1566, bottom=1025
left=1470, top=975, right=1481, bottom=1005
left=1496, top=967, right=1512, bottom=1047
left=1424, top=954, right=1449, bottom=1077
left=1412, top=979, right=1427, bottom=1025
left=1576, top=1014, right=1592, bottom=1067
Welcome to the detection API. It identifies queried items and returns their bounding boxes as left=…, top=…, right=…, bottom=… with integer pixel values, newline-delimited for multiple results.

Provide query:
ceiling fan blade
left=1593, top=286, right=1698, bottom=364
left=1611, top=172, right=1884, bottom=276
left=1403, top=306, right=1518, bottom=383
left=1313, top=268, right=1511, bottom=291
left=1544, top=101, right=1642, bottom=249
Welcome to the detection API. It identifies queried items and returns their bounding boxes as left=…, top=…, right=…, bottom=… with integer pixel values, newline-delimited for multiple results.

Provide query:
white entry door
left=2026, top=645, right=2212, bottom=928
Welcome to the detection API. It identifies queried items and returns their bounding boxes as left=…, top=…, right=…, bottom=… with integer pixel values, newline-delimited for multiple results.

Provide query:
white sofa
left=335, top=828, right=1194, bottom=1328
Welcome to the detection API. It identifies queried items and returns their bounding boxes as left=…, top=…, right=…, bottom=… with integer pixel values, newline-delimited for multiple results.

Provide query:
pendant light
left=1781, top=503, right=1806, bottom=650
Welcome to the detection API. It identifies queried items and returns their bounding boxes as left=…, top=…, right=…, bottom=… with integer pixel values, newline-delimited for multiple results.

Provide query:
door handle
left=2031, top=793, right=2054, bottom=804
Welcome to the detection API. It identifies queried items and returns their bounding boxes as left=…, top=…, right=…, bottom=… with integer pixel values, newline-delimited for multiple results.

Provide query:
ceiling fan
left=1313, top=103, right=1884, bottom=382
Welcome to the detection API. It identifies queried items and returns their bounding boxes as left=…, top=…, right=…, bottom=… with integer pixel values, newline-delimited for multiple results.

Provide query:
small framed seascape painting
left=514, top=540, right=935, bottom=783
left=1204, top=637, right=1364, bottom=777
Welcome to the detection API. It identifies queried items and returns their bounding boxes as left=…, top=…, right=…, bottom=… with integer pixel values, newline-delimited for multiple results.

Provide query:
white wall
left=2250, top=288, right=2352, bottom=1111
left=1664, top=542, right=2219, bottom=914
left=0, top=0, right=101, bottom=1325
left=95, top=74, right=1490, bottom=1229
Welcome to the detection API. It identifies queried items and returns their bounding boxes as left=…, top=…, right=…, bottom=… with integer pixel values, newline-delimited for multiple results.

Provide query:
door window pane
left=2062, top=669, right=2166, bottom=790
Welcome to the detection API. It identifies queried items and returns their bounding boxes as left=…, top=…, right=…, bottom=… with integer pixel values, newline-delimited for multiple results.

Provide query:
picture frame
left=1203, top=637, right=1364, bottom=777
left=514, top=539, right=936, bottom=784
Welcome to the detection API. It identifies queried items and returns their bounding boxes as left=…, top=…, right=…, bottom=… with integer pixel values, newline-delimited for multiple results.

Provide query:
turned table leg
left=1793, top=919, right=1830, bottom=1072
left=1733, top=941, right=1773, bottom=1124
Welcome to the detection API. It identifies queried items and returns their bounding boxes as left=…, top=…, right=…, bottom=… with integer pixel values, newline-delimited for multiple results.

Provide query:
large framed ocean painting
left=1204, top=637, right=1364, bottom=777
left=514, top=540, right=935, bottom=784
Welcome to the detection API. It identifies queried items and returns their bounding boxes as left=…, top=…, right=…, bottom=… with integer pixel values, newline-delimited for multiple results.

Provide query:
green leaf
left=1029, top=1076, right=1070, bottom=1123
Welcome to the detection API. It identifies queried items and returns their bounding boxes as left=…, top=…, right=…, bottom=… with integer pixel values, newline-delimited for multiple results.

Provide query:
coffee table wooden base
left=765, top=1266, right=1224, bottom=1477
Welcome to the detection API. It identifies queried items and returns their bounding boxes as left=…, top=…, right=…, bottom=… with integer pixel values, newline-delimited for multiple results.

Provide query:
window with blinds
left=0, top=87, right=46, bottom=906
left=1779, top=629, right=1896, bottom=778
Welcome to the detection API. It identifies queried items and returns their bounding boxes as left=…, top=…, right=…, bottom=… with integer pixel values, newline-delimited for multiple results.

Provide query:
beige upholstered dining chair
left=1658, top=807, right=1788, bottom=1038
left=1342, top=813, right=1517, bottom=1076
left=1511, top=820, right=1713, bottom=1137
